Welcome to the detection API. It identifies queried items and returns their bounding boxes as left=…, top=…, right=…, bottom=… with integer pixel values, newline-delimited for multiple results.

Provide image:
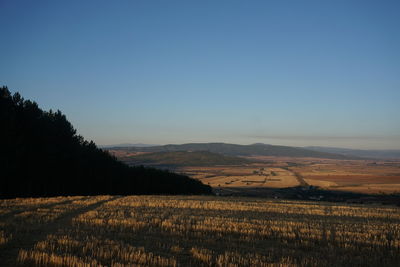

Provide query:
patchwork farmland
left=179, top=157, right=400, bottom=195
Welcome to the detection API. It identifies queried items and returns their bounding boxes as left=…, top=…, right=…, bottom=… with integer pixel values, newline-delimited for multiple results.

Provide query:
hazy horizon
left=1, top=1, right=399, bottom=150
left=100, top=138, right=400, bottom=151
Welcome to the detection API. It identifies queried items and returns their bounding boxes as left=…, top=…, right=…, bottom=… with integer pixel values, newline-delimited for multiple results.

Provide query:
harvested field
left=184, top=166, right=301, bottom=188
left=281, top=158, right=400, bottom=193
left=1, top=196, right=400, bottom=266
left=303, top=179, right=338, bottom=187
left=304, top=175, right=400, bottom=185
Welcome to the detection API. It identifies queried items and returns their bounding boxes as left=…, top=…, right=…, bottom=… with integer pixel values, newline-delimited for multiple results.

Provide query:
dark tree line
left=0, top=86, right=212, bottom=198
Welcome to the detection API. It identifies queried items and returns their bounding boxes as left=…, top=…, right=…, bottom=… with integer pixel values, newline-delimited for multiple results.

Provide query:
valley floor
left=1, top=195, right=399, bottom=266
left=181, top=157, right=400, bottom=195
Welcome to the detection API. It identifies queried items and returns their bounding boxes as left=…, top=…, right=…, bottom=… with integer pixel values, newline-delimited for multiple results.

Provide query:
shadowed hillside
left=117, top=151, right=252, bottom=167
left=111, top=143, right=355, bottom=159
left=0, top=86, right=212, bottom=198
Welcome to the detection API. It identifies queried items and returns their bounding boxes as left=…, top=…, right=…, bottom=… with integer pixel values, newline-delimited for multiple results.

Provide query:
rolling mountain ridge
left=117, top=151, right=252, bottom=167
left=110, top=143, right=356, bottom=160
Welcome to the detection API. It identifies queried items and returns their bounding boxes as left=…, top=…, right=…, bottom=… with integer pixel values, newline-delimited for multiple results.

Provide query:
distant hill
left=100, top=143, right=157, bottom=148
left=306, top=146, right=400, bottom=159
left=119, top=151, right=252, bottom=167
left=110, top=143, right=354, bottom=159
left=0, top=86, right=212, bottom=198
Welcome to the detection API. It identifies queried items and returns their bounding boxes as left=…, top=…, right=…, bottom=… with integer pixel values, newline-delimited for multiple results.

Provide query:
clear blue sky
left=1, top=0, right=399, bottom=149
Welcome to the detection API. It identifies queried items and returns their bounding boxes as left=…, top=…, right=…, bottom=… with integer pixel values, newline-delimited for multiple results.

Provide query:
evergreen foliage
left=0, top=86, right=212, bottom=198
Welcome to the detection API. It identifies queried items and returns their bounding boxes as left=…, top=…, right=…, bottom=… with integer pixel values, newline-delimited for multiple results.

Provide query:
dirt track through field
left=281, top=167, right=309, bottom=187
left=0, top=196, right=122, bottom=266
left=292, top=171, right=309, bottom=186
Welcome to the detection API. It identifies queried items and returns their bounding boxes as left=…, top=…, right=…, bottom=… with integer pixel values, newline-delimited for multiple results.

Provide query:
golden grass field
left=180, top=157, right=400, bottom=194
left=1, top=195, right=399, bottom=266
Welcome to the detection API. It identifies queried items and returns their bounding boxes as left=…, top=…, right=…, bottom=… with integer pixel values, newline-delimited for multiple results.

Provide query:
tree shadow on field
left=0, top=196, right=122, bottom=267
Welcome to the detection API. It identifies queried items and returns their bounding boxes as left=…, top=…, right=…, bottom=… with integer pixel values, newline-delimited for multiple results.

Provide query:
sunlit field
left=1, top=196, right=399, bottom=266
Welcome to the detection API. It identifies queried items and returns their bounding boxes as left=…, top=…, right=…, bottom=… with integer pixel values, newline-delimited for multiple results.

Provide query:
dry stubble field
left=1, top=195, right=399, bottom=266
